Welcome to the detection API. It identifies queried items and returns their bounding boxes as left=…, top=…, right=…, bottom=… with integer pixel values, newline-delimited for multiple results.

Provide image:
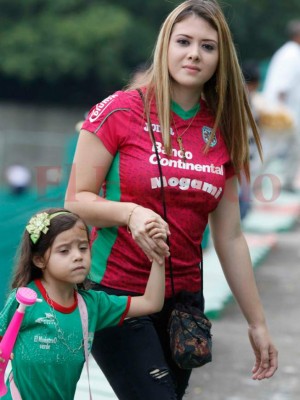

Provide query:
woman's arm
left=65, top=130, right=169, bottom=263
left=65, top=130, right=134, bottom=227
left=209, top=176, right=278, bottom=380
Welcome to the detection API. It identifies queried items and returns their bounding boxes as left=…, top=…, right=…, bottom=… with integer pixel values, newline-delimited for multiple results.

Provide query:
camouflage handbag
left=168, top=296, right=212, bottom=369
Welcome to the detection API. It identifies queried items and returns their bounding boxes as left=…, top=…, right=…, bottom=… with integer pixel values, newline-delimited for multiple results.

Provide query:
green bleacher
left=0, top=134, right=78, bottom=308
left=0, top=187, right=65, bottom=308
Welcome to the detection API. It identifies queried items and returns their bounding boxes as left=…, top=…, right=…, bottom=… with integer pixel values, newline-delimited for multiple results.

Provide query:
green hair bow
left=26, top=211, right=69, bottom=244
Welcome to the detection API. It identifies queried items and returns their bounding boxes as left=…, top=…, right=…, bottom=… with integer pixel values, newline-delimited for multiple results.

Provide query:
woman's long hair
left=126, top=0, right=262, bottom=180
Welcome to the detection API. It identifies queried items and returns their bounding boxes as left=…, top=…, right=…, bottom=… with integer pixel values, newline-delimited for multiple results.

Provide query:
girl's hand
left=248, top=324, right=278, bottom=380
left=0, top=350, right=14, bottom=372
left=0, top=349, right=4, bottom=364
left=128, top=207, right=170, bottom=264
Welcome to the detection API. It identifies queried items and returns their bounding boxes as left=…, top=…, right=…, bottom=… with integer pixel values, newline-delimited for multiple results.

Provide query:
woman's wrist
left=127, top=205, right=141, bottom=233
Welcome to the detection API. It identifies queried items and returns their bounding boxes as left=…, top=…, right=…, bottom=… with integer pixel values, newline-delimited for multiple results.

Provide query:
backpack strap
left=9, top=372, right=22, bottom=400
left=77, top=293, right=93, bottom=400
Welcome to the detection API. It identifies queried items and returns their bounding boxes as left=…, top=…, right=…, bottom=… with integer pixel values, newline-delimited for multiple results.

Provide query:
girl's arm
left=209, top=176, right=278, bottom=380
left=126, top=223, right=166, bottom=317
left=126, top=257, right=165, bottom=318
left=64, top=131, right=169, bottom=264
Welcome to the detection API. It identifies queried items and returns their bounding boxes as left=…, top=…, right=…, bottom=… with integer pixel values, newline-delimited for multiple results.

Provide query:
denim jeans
left=91, top=284, right=195, bottom=400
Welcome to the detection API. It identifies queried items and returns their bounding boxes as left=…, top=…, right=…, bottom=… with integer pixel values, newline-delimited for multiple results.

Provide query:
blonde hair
left=127, top=0, right=262, bottom=180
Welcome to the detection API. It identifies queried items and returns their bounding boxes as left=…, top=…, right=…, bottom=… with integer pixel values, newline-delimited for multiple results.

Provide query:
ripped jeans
left=91, top=284, right=193, bottom=400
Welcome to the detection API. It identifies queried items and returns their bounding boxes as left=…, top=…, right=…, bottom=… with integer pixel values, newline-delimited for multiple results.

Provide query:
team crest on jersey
left=202, top=126, right=217, bottom=147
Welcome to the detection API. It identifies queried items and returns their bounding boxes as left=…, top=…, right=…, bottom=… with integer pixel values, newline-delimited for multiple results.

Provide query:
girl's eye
left=59, top=249, right=69, bottom=254
left=80, top=246, right=88, bottom=251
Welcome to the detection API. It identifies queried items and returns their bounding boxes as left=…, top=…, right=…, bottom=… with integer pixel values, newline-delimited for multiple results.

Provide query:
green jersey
left=0, top=280, right=130, bottom=400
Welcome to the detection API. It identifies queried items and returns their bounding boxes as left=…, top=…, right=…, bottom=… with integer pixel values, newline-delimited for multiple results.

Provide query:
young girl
left=0, top=208, right=166, bottom=400
left=65, top=0, right=278, bottom=399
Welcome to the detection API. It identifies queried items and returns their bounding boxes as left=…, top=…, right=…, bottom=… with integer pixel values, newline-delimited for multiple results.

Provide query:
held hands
left=127, top=205, right=170, bottom=265
left=248, top=324, right=278, bottom=380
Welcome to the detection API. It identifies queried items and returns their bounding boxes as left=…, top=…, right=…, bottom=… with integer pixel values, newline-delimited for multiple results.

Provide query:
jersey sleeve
left=81, top=91, right=132, bottom=156
left=81, top=290, right=131, bottom=331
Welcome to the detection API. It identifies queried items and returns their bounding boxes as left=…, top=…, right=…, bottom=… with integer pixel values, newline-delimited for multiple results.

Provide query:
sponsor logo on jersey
left=202, top=126, right=217, bottom=147
left=35, top=313, right=56, bottom=325
left=89, top=94, right=119, bottom=123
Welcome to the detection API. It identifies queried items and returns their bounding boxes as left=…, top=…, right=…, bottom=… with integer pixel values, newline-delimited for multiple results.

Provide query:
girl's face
left=168, top=14, right=219, bottom=98
left=40, top=221, right=90, bottom=287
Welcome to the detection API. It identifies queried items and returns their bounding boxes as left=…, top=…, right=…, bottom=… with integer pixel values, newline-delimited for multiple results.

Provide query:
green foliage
left=223, top=0, right=300, bottom=60
left=0, top=2, right=131, bottom=81
left=0, top=0, right=300, bottom=104
left=0, top=0, right=175, bottom=103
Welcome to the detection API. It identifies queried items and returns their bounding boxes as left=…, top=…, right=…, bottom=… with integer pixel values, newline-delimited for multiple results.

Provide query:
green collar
left=171, top=100, right=200, bottom=120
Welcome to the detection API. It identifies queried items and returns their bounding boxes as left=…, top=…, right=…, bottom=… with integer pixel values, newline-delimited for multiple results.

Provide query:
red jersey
left=82, top=90, right=235, bottom=297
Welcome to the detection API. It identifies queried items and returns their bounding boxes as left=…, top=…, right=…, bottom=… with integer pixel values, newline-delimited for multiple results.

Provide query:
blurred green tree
left=0, top=0, right=167, bottom=103
left=0, top=0, right=299, bottom=105
left=223, top=0, right=300, bottom=59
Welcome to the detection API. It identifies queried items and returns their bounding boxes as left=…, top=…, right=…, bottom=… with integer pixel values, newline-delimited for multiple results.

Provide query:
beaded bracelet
left=127, top=205, right=141, bottom=233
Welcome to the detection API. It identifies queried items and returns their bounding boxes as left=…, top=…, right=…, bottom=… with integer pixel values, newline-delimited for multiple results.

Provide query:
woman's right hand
left=128, top=206, right=170, bottom=265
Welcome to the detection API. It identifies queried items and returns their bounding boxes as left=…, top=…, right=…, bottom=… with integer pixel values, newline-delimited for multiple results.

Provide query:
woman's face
left=168, top=14, right=219, bottom=97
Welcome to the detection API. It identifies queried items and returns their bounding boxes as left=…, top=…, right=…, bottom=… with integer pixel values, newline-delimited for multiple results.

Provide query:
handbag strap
left=136, top=89, right=204, bottom=303
left=77, top=293, right=93, bottom=400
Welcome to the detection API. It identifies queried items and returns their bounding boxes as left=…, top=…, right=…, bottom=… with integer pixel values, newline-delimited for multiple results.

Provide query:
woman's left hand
left=248, top=324, right=278, bottom=380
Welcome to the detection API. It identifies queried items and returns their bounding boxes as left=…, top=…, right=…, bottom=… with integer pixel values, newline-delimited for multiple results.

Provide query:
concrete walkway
left=187, top=218, right=300, bottom=400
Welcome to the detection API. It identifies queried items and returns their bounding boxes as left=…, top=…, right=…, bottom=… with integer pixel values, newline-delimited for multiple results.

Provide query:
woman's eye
left=202, top=43, right=215, bottom=51
left=177, top=39, right=189, bottom=46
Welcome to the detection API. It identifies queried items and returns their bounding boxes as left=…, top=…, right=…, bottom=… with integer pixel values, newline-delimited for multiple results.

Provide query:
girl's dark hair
left=11, top=208, right=90, bottom=288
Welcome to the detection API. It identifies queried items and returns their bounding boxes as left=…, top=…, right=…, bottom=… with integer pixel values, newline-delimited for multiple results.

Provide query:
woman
left=65, top=1, right=278, bottom=399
